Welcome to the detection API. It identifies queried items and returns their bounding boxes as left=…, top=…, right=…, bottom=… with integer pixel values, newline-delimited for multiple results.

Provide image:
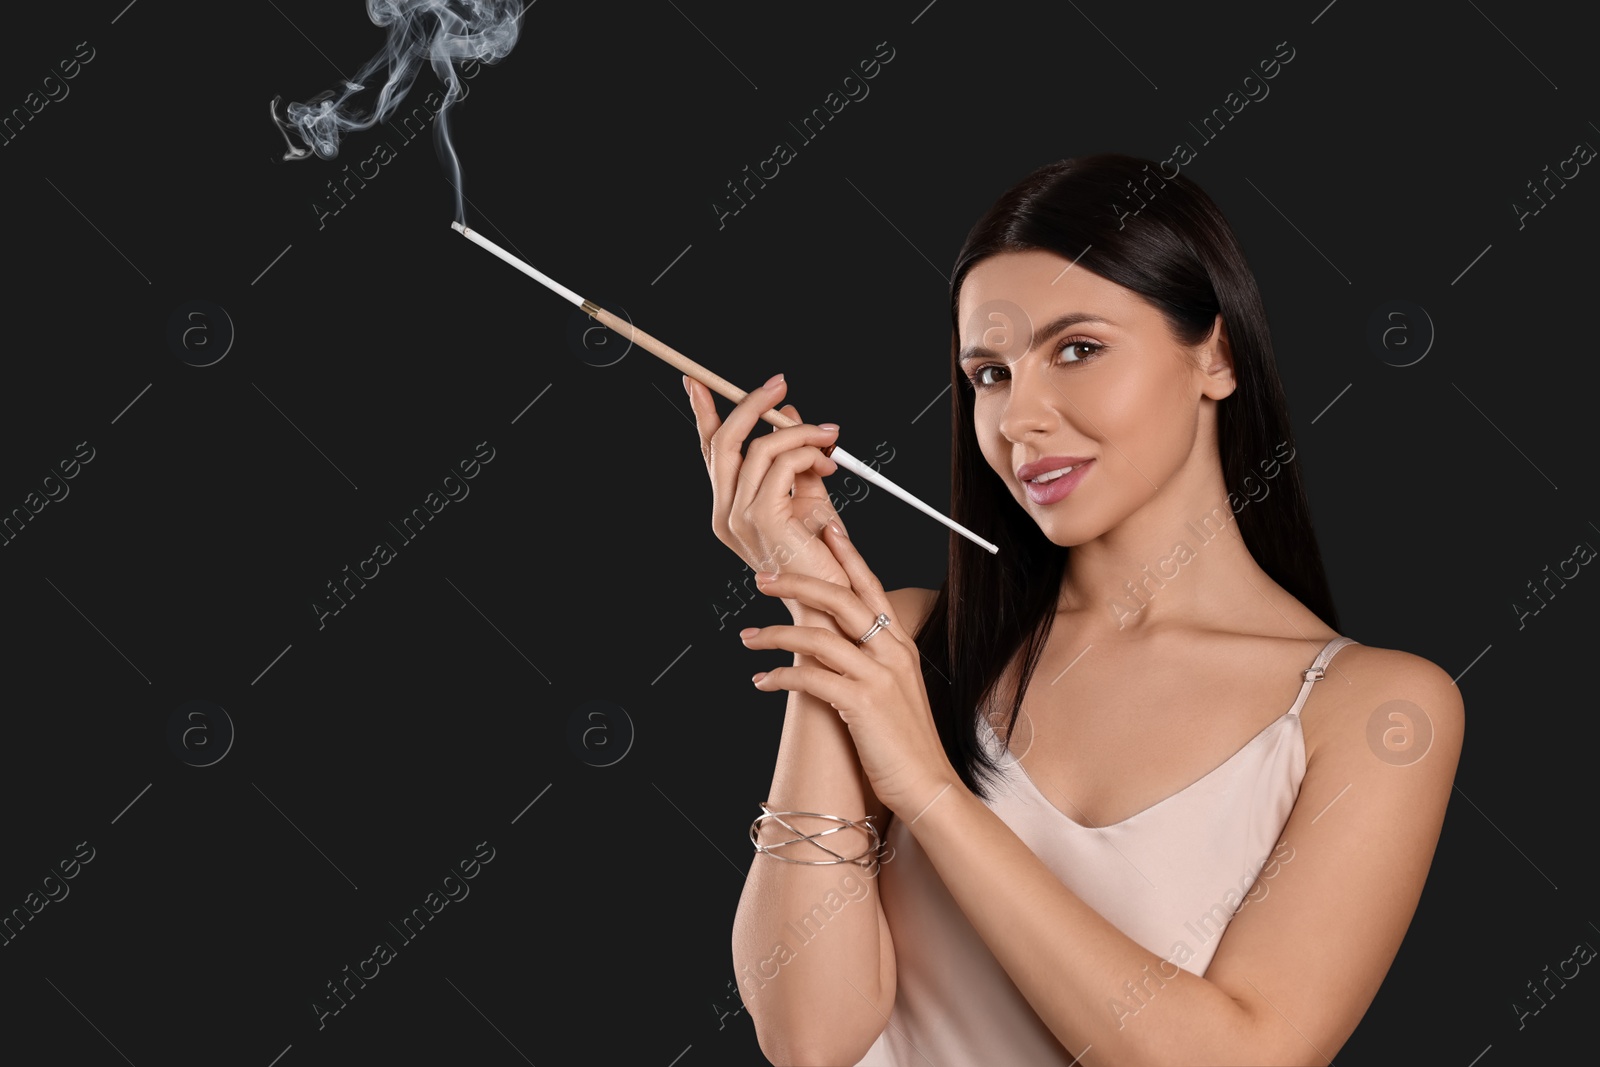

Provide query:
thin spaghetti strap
left=1285, top=635, right=1359, bottom=719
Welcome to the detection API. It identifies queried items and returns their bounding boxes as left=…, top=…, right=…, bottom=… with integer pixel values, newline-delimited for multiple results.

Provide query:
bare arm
left=682, top=369, right=934, bottom=1062
left=731, top=587, right=934, bottom=1065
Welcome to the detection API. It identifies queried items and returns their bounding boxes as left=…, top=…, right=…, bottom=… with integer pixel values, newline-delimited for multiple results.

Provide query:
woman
left=685, top=154, right=1463, bottom=1066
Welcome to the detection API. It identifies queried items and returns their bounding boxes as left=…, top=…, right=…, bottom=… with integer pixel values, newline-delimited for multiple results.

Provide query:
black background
left=1, top=1, right=1594, bottom=1064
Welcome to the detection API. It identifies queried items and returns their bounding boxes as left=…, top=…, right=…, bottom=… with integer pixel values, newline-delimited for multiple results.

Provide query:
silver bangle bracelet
left=750, top=801, right=883, bottom=866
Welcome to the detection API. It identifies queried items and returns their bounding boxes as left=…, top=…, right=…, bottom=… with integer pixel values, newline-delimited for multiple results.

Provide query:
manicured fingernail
left=752, top=671, right=768, bottom=684
left=829, top=520, right=847, bottom=538
left=764, top=372, right=784, bottom=388
left=755, top=571, right=778, bottom=584
left=682, top=374, right=691, bottom=395
left=819, top=423, right=839, bottom=432
left=738, top=627, right=759, bottom=639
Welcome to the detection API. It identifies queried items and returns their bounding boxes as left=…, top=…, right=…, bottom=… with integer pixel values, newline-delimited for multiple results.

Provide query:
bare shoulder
left=1204, top=639, right=1467, bottom=1057
left=1303, top=640, right=1466, bottom=772
left=884, top=586, right=940, bottom=636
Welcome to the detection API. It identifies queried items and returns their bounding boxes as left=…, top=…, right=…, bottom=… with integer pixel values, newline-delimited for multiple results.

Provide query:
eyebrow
left=958, top=311, right=1118, bottom=364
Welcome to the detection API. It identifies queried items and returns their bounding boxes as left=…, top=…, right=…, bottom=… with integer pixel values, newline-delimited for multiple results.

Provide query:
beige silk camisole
left=854, top=635, right=1358, bottom=1066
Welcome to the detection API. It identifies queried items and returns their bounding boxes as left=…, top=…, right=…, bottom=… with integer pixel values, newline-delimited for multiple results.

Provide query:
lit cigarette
left=451, top=221, right=999, bottom=556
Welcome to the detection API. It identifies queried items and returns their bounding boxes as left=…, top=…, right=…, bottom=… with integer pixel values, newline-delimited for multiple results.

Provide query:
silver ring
left=857, top=612, right=891, bottom=645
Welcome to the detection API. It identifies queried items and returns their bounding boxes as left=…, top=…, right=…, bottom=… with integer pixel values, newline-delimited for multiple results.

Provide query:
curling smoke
left=270, top=1, right=522, bottom=222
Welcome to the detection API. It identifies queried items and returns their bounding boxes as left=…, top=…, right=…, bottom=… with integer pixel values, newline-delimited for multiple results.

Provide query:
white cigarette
left=452, top=221, right=586, bottom=307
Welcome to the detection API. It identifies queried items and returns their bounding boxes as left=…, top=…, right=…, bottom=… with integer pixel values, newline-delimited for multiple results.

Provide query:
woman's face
left=956, top=249, right=1234, bottom=547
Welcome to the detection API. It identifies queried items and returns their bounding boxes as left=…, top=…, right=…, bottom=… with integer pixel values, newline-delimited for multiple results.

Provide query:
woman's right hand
left=685, top=372, right=854, bottom=614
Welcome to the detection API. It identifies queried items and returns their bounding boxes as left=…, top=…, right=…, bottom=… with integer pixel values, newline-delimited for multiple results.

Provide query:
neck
left=1054, top=459, right=1277, bottom=637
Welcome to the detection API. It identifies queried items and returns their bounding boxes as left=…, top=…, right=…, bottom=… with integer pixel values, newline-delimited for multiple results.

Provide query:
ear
left=1198, top=314, right=1237, bottom=401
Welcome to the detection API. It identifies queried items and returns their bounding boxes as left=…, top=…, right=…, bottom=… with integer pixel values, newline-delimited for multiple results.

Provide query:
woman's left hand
left=740, top=520, right=961, bottom=820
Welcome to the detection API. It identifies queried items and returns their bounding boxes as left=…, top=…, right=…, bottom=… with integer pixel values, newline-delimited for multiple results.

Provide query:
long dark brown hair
left=909, top=154, right=1340, bottom=802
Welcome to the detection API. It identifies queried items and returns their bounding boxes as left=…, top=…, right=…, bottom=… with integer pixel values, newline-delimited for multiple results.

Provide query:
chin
left=1016, top=500, right=1098, bottom=548
left=1042, top=524, right=1096, bottom=549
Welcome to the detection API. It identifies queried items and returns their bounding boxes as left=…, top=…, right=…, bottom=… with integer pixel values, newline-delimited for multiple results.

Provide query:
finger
left=737, top=421, right=840, bottom=491
left=732, top=435, right=841, bottom=528
left=729, top=398, right=839, bottom=527
left=690, top=374, right=788, bottom=539
left=819, top=521, right=899, bottom=626
left=710, top=374, right=788, bottom=476
left=714, top=378, right=815, bottom=532
left=685, top=376, right=751, bottom=543
left=744, top=404, right=834, bottom=467
left=754, top=569, right=883, bottom=645
left=740, top=623, right=874, bottom=679
left=778, top=403, right=841, bottom=510
left=683, top=375, right=721, bottom=470
left=751, top=662, right=855, bottom=708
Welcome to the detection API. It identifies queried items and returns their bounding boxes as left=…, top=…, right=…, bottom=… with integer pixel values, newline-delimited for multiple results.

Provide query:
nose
left=996, top=358, right=1064, bottom=442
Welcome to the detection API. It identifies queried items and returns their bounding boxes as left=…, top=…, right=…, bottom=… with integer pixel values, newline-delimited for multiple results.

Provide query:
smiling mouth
left=1026, top=464, right=1082, bottom=484
left=1021, top=459, right=1093, bottom=505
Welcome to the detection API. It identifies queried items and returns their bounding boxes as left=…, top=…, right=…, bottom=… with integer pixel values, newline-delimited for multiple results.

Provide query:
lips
left=1016, top=456, right=1093, bottom=482
left=1022, top=459, right=1092, bottom=505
